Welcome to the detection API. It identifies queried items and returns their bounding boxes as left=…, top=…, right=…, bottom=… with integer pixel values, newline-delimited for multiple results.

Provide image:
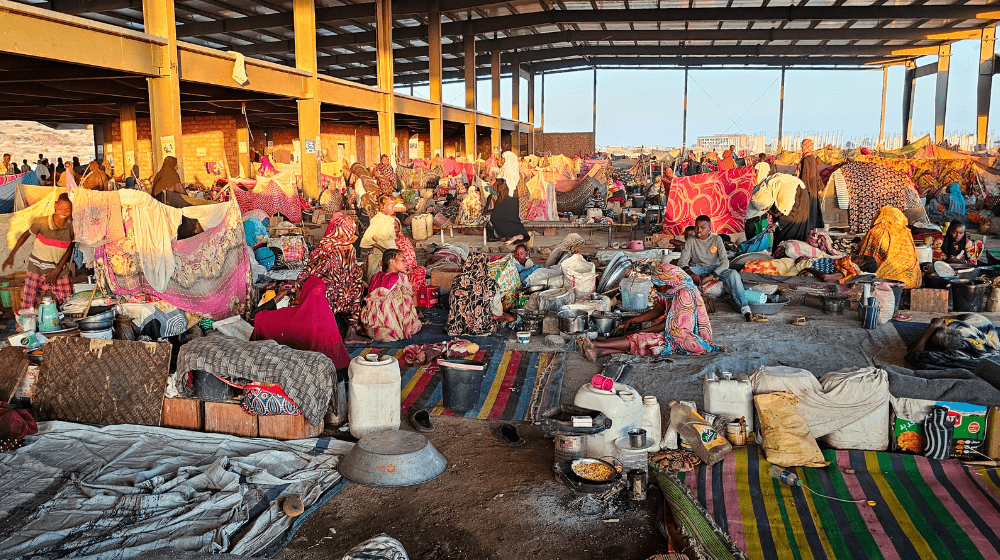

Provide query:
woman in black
left=486, top=178, right=528, bottom=242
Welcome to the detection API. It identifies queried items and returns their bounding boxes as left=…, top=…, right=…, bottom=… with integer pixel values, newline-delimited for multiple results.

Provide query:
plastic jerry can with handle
left=703, top=371, right=754, bottom=432
left=348, top=353, right=401, bottom=438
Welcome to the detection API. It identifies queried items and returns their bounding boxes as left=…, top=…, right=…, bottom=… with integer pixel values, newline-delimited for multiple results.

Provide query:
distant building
left=696, top=134, right=764, bottom=155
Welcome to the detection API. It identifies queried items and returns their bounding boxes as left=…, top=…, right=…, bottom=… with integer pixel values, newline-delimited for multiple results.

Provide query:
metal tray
left=339, top=431, right=448, bottom=487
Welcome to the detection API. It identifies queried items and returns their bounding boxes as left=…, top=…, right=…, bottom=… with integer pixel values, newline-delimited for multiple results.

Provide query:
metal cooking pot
left=591, top=311, right=621, bottom=335
left=523, top=284, right=547, bottom=295
left=557, top=309, right=589, bottom=333
left=75, top=308, right=116, bottom=331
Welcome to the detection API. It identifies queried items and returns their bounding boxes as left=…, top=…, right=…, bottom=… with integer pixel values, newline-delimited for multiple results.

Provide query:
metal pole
left=540, top=72, right=545, bottom=154
left=592, top=66, right=598, bottom=151
left=879, top=66, right=888, bottom=149
left=777, top=67, right=786, bottom=152
left=682, top=68, right=689, bottom=156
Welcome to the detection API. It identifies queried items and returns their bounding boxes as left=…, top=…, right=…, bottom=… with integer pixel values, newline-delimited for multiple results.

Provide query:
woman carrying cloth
left=360, top=248, right=422, bottom=342
left=856, top=206, right=922, bottom=289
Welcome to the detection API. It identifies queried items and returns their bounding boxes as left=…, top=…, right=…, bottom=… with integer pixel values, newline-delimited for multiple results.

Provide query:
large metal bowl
left=597, top=256, right=633, bottom=293
left=338, top=431, right=448, bottom=487
left=75, top=308, right=116, bottom=331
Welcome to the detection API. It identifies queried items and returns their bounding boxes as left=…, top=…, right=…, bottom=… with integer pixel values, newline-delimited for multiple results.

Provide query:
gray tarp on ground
left=879, top=363, right=1000, bottom=406
left=0, top=422, right=353, bottom=560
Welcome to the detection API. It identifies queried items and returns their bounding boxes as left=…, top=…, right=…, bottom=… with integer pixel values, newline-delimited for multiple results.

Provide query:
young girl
left=360, top=248, right=422, bottom=342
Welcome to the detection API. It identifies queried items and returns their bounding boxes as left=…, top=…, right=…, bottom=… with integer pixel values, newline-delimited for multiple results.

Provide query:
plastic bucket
left=952, top=279, right=990, bottom=312
left=438, top=359, right=486, bottom=411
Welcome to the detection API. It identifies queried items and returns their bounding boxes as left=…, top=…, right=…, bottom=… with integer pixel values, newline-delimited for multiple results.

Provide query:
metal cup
left=627, top=428, right=647, bottom=448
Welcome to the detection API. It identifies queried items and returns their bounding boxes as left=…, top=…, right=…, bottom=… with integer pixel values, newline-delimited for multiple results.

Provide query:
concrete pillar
left=978, top=27, right=996, bottom=148
left=376, top=0, right=396, bottom=161
left=491, top=43, right=500, bottom=117
left=464, top=23, right=476, bottom=111
left=428, top=7, right=443, bottom=159
left=903, top=60, right=917, bottom=143
left=934, top=43, right=951, bottom=144
left=119, top=103, right=138, bottom=177
left=294, top=0, right=320, bottom=199
left=142, top=0, right=184, bottom=180
left=236, top=118, right=252, bottom=178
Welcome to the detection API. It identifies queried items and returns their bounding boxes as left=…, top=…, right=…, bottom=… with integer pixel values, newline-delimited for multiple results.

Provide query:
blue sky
left=401, top=38, right=998, bottom=148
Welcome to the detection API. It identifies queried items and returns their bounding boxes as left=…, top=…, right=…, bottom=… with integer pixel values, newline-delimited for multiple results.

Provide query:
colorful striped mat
left=349, top=347, right=563, bottom=422
left=667, top=446, right=1000, bottom=560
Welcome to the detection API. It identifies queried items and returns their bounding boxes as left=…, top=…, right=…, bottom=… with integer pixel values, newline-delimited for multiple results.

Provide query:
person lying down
left=742, top=254, right=877, bottom=283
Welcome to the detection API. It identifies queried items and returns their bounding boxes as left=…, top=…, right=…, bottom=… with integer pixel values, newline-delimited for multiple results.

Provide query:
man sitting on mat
left=676, top=215, right=754, bottom=322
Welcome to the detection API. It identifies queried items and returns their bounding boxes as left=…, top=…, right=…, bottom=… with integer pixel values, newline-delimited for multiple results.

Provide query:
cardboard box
left=258, top=414, right=323, bottom=440
left=893, top=401, right=987, bottom=458
left=430, top=267, right=463, bottom=293
left=205, top=401, right=258, bottom=438
left=910, top=288, right=949, bottom=314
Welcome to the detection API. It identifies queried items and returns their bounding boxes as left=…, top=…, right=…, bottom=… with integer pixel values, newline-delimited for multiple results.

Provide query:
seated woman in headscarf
left=151, top=156, right=186, bottom=200
left=856, top=206, right=922, bottom=289
left=359, top=195, right=398, bottom=280
left=486, top=178, right=528, bottom=243
left=372, top=154, right=397, bottom=197
left=295, top=212, right=366, bottom=340
left=360, top=248, right=422, bottom=342
left=458, top=185, right=484, bottom=225
left=447, top=252, right=515, bottom=336
left=906, top=314, right=1000, bottom=371
left=80, top=160, right=108, bottom=191
left=717, top=150, right=736, bottom=172
left=243, top=216, right=275, bottom=271
left=578, top=264, right=724, bottom=361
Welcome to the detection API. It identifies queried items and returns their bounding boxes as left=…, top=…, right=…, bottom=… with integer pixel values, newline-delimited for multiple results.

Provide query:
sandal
left=577, top=335, right=598, bottom=362
left=752, top=314, right=769, bottom=322
left=791, top=317, right=807, bottom=326
left=893, top=312, right=911, bottom=321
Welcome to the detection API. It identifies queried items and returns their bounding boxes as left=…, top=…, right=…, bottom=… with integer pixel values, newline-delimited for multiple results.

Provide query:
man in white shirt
left=754, top=153, right=771, bottom=185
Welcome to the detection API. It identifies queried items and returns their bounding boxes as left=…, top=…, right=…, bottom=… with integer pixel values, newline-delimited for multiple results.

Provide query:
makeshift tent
left=827, top=160, right=922, bottom=234
left=663, top=166, right=755, bottom=235
left=232, top=177, right=307, bottom=223
left=858, top=154, right=980, bottom=199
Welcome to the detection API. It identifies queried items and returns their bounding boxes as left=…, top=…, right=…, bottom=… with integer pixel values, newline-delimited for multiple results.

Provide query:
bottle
left=668, top=400, right=732, bottom=466
left=641, top=396, right=661, bottom=449
left=768, top=465, right=802, bottom=487
left=661, top=422, right=678, bottom=450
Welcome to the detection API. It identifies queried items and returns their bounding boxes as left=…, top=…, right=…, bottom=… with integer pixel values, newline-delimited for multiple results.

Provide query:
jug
left=38, top=297, right=60, bottom=332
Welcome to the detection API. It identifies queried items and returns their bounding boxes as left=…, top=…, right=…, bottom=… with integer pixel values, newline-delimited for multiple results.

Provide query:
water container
left=412, top=214, right=434, bottom=241
left=37, top=297, right=59, bottom=332
left=669, top=401, right=732, bottom=466
left=438, top=359, right=486, bottom=412
left=703, top=372, right=754, bottom=432
left=620, top=277, right=651, bottom=310
left=641, top=396, right=662, bottom=449
left=348, top=353, right=402, bottom=438
left=574, top=381, right=646, bottom=458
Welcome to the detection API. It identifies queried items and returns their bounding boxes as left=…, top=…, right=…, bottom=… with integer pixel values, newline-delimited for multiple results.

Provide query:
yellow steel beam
left=317, top=76, right=382, bottom=111
left=464, top=23, right=476, bottom=111
left=978, top=27, right=996, bottom=146
left=177, top=44, right=308, bottom=98
left=144, top=0, right=184, bottom=180
left=934, top=43, right=951, bottom=143
left=428, top=7, right=443, bottom=158
left=394, top=95, right=438, bottom=119
left=476, top=113, right=499, bottom=128
left=442, top=105, right=474, bottom=125
left=236, top=118, right=251, bottom=178
left=0, top=0, right=161, bottom=76
left=491, top=44, right=501, bottom=117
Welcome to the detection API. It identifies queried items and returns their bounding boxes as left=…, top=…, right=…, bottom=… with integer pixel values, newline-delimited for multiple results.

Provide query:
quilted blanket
left=664, top=166, right=755, bottom=235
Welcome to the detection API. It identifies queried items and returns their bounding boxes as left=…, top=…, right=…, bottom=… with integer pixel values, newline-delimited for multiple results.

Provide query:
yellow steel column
left=978, top=27, right=996, bottom=148
left=143, top=0, right=184, bottom=180
left=464, top=22, right=476, bottom=111
left=527, top=69, right=535, bottom=154
left=376, top=0, right=396, bottom=162
left=934, top=43, right=951, bottom=144
left=294, top=0, right=320, bottom=199
left=119, top=103, right=138, bottom=178
left=491, top=43, right=501, bottom=117
left=428, top=6, right=443, bottom=159
left=491, top=127, right=500, bottom=156
left=236, top=118, right=252, bottom=178
left=511, top=55, right=520, bottom=122
left=903, top=60, right=916, bottom=143
left=465, top=123, right=476, bottom=159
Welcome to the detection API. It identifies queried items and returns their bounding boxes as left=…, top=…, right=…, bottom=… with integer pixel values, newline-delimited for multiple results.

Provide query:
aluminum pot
left=591, top=311, right=620, bottom=335
left=557, top=309, right=589, bottom=333
left=75, top=308, right=116, bottom=331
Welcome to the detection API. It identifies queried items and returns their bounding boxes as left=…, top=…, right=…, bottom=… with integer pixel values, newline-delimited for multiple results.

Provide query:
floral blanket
left=663, top=166, right=755, bottom=235
left=96, top=201, right=251, bottom=319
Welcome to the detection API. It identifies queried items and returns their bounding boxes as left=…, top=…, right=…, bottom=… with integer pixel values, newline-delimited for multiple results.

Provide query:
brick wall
left=104, top=115, right=240, bottom=187
left=533, top=131, right=595, bottom=157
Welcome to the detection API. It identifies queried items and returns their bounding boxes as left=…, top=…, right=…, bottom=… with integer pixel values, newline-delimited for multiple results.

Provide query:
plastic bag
left=561, top=254, right=597, bottom=296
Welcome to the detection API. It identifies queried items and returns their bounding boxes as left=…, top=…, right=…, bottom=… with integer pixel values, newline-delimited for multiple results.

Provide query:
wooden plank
left=258, top=414, right=322, bottom=440
left=204, top=401, right=258, bottom=438
left=161, top=397, right=204, bottom=431
left=910, top=288, right=949, bottom=314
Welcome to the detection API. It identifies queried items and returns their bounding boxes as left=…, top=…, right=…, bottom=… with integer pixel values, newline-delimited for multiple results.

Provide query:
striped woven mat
left=349, top=347, right=563, bottom=422
left=664, top=445, right=1000, bottom=560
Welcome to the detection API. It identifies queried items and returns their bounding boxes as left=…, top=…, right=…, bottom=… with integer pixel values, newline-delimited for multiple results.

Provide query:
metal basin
left=339, top=431, right=448, bottom=487
left=68, top=305, right=116, bottom=331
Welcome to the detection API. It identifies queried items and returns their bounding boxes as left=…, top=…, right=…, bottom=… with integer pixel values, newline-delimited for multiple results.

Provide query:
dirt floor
left=273, top=229, right=982, bottom=560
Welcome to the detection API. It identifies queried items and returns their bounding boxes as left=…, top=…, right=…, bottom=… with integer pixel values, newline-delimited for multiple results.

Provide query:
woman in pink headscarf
left=798, top=139, right=824, bottom=232
left=718, top=150, right=736, bottom=172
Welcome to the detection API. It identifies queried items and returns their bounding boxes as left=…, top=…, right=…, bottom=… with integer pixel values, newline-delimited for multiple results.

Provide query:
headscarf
left=650, top=264, right=723, bottom=356
left=857, top=206, right=921, bottom=289
left=81, top=160, right=108, bottom=191
left=295, top=212, right=365, bottom=326
left=947, top=182, right=965, bottom=215
left=498, top=151, right=520, bottom=196
left=373, top=158, right=396, bottom=196
left=151, top=156, right=181, bottom=196
left=801, top=139, right=815, bottom=155
left=446, top=252, right=500, bottom=336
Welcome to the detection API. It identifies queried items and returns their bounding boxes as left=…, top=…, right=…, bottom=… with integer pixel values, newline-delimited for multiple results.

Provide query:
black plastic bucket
left=194, top=370, right=238, bottom=401
left=952, top=279, right=990, bottom=312
left=438, top=359, right=486, bottom=412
